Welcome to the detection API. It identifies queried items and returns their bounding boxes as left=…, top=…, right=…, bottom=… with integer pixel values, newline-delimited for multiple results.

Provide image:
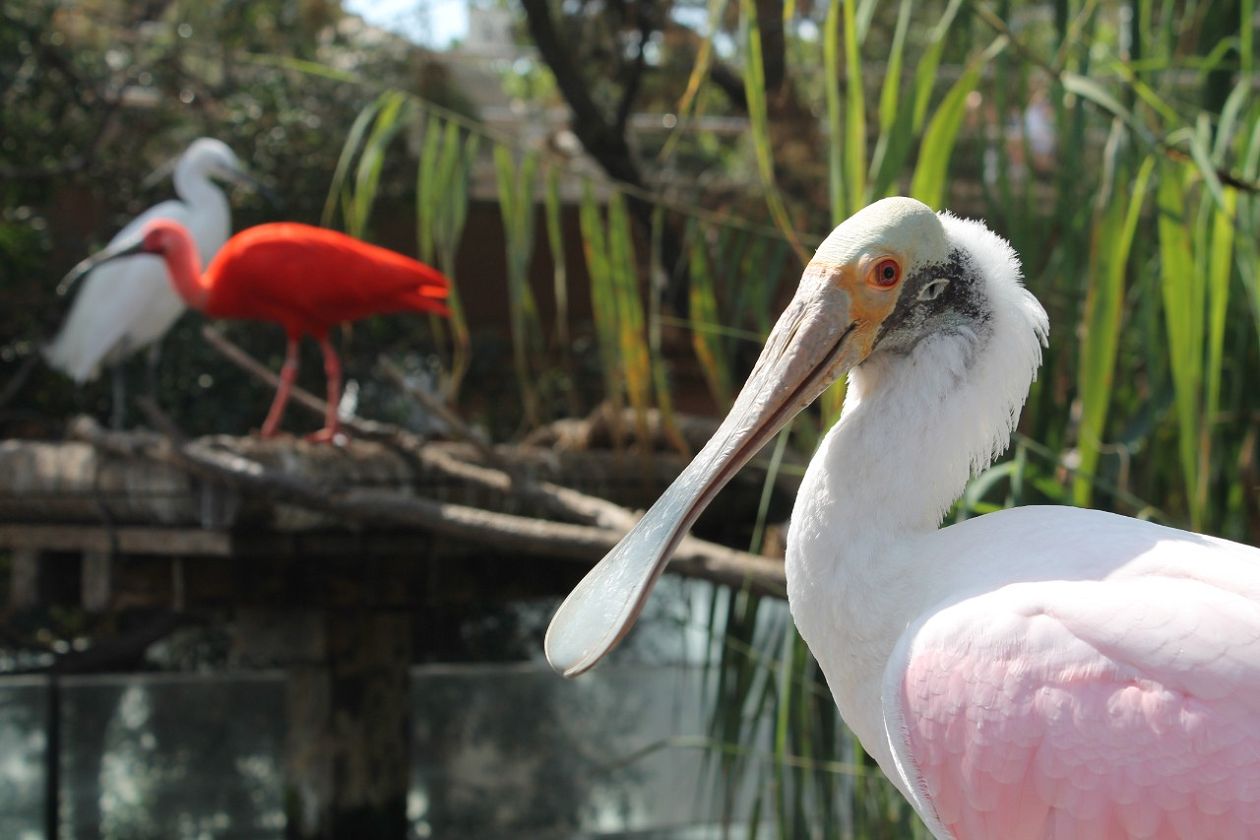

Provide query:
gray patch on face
left=872, top=248, right=992, bottom=357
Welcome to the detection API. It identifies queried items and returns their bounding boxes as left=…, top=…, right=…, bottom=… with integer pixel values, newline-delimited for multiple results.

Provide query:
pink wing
left=892, top=576, right=1260, bottom=840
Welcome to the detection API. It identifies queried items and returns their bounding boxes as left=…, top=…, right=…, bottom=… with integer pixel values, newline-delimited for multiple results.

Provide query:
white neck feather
left=784, top=213, right=1047, bottom=725
left=173, top=156, right=228, bottom=211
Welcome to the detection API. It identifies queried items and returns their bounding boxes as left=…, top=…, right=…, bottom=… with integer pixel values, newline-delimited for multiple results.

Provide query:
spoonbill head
left=545, top=196, right=1010, bottom=677
left=546, top=197, right=1260, bottom=839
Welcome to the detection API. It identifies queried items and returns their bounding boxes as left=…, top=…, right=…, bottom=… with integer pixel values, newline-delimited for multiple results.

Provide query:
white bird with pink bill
left=546, top=196, right=1260, bottom=839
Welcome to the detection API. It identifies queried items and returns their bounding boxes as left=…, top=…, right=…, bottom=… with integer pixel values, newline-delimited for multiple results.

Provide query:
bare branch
left=68, top=417, right=786, bottom=596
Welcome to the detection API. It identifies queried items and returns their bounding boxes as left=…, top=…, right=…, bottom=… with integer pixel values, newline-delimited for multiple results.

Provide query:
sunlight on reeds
left=312, top=0, right=1259, bottom=830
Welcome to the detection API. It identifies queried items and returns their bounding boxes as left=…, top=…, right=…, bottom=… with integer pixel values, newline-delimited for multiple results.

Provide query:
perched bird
left=46, top=138, right=264, bottom=426
left=546, top=197, right=1260, bottom=839
left=61, top=220, right=450, bottom=441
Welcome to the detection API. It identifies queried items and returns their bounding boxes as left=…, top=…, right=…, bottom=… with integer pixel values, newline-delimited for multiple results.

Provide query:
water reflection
left=61, top=673, right=285, bottom=840
left=0, top=677, right=45, bottom=840
left=0, top=662, right=766, bottom=839
left=411, top=664, right=729, bottom=838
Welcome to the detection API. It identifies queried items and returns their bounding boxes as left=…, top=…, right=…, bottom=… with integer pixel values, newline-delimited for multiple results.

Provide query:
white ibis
left=546, top=197, right=1260, bottom=838
left=44, top=137, right=263, bottom=425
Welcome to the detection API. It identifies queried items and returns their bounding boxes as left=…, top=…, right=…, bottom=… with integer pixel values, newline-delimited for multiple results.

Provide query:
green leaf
left=842, top=0, right=866, bottom=212
left=348, top=90, right=408, bottom=238
left=608, top=192, right=653, bottom=447
left=687, top=222, right=734, bottom=408
left=543, top=165, right=569, bottom=351
left=911, top=0, right=964, bottom=132
left=741, top=0, right=808, bottom=264
left=494, top=144, right=542, bottom=426
left=1073, top=152, right=1155, bottom=507
left=1157, top=161, right=1203, bottom=527
left=823, top=0, right=844, bottom=223
left=870, top=0, right=913, bottom=168
left=322, top=96, right=383, bottom=229
left=416, top=113, right=445, bottom=264
left=909, top=47, right=993, bottom=209
left=1203, top=186, right=1237, bottom=502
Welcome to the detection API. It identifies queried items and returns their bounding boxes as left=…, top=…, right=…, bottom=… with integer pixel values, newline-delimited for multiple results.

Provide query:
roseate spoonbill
left=546, top=197, right=1260, bottom=838
left=61, top=220, right=450, bottom=442
left=45, top=138, right=266, bottom=427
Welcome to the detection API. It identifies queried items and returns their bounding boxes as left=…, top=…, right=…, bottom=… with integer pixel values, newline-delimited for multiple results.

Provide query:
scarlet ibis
left=546, top=197, right=1260, bottom=838
left=62, top=220, right=450, bottom=442
left=45, top=138, right=265, bottom=427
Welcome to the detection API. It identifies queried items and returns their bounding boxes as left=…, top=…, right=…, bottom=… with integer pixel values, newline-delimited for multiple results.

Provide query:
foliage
left=3, top=0, right=1260, bottom=835
left=462, top=0, right=1259, bottom=833
left=0, top=0, right=454, bottom=436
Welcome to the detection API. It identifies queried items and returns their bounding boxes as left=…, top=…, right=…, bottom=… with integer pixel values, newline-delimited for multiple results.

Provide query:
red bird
left=69, top=220, right=450, bottom=441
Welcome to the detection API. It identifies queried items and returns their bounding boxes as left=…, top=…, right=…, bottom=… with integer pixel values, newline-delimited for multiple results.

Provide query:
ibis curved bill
left=546, top=197, right=1260, bottom=839
left=63, top=219, right=450, bottom=442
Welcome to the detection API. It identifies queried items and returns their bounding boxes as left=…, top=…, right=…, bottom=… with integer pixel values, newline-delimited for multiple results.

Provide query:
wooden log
left=64, top=418, right=787, bottom=596
left=0, top=431, right=773, bottom=529
left=0, top=524, right=232, bottom=556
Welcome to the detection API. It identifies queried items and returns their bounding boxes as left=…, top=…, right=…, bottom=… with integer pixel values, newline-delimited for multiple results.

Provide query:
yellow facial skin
left=546, top=199, right=947, bottom=677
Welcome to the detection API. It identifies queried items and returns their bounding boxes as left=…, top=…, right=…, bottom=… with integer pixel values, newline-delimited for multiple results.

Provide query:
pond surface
left=0, top=581, right=783, bottom=839
left=0, top=663, right=764, bottom=839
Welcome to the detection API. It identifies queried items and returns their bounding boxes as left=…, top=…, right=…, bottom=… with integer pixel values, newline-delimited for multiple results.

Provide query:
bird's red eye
left=872, top=258, right=901, bottom=288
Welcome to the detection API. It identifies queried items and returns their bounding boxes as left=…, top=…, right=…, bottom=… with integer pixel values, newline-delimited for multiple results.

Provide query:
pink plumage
left=899, top=565, right=1260, bottom=839
left=539, top=198, right=1260, bottom=840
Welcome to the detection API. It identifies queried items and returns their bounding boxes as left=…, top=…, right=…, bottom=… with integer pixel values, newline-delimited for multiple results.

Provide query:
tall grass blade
left=494, top=144, right=542, bottom=427
left=348, top=90, right=408, bottom=238
left=868, top=0, right=913, bottom=189
left=1238, top=121, right=1260, bottom=358
left=1189, top=112, right=1228, bottom=213
left=543, top=165, right=582, bottom=416
left=322, top=95, right=384, bottom=228
left=910, top=41, right=1004, bottom=210
left=543, top=165, right=569, bottom=352
left=648, top=205, right=689, bottom=456
left=580, top=180, right=626, bottom=443
left=437, top=126, right=479, bottom=401
left=823, top=0, right=845, bottom=223
left=911, top=0, right=965, bottom=132
left=416, top=113, right=445, bottom=264
left=740, top=0, right=808, bottom=264
left=1243, top=0, right=1255, bottom=76
left=1201, top=186, right=1237, bottom=516
left=1062, top=72, right=1156, bottom=145
left=687, top=222, right=735, bottom=408
left=1073, top=151, right=1155, bottom=507
left=608, top=191, right=654, bottom=448
left=660, top=0, right=731, bottom=164
left=842, top=0, right=866, bottom=213
left=1157, top=161, right=1203, bottom=527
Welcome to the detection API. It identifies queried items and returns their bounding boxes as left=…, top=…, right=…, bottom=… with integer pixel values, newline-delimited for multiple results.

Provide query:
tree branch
left=615, top=16, right=652, bottom=133
left=519, top=0, right=693, bottom=314
left=69, top=416, right=786, bottom=596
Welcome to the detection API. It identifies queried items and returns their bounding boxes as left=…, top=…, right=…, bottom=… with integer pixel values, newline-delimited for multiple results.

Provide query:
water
left=0, top=579, right=786, bottom=838
left=0, top=664, right=766, bottom=838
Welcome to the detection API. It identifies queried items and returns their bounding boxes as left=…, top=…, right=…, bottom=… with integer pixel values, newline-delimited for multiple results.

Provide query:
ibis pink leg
left=305, top=335, right=342, bottom=443
left=260, top=337, right=299, bottom=438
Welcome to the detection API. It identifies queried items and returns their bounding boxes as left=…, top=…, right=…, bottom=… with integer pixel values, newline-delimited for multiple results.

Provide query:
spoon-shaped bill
left=545, top=275, right=870, bottom=676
